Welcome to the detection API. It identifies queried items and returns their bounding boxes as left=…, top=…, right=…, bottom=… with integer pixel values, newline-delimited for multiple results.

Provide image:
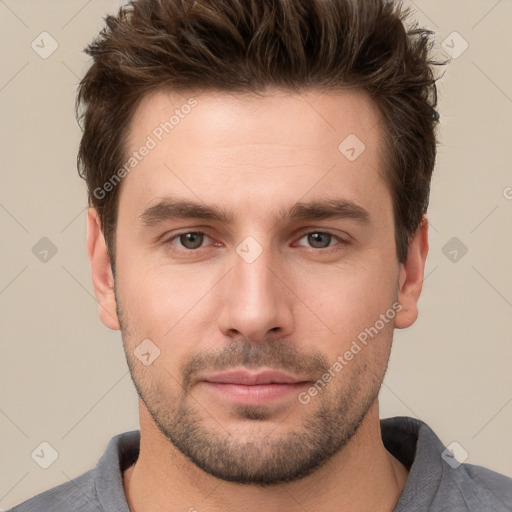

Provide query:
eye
left=295, top=231, right=345, bottom=249
left=167, top=231, right=212, bottom=250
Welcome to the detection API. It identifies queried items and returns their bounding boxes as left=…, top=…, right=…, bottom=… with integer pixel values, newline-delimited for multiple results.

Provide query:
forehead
left=128, top=87, right=383, bottom=153
left=119, top=88, right=389, bottom=220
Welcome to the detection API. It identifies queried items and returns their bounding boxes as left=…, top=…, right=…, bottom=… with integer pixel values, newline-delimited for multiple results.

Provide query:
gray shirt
left=8, top=416, right=512, bottom=511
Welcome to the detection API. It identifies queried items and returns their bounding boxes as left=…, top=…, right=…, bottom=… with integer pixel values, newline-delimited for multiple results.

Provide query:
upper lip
left=199, top=369, right=308, bottom=385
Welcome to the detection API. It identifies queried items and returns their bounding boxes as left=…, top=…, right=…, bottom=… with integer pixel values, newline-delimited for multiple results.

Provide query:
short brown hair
left=76, top=0, right=445, bottom=266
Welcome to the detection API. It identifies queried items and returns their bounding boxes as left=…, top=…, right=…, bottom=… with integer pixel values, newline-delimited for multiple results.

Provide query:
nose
left=217, top=243, right=295, bottom=343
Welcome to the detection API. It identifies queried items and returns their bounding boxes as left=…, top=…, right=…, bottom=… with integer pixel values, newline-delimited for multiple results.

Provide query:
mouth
left=197, top=369, right=311, bottom=405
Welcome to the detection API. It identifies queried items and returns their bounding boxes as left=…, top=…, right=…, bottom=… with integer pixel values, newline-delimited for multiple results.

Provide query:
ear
left=395, top=215, right=429, bottom=329
left=86, top=207, right=120, bottom=330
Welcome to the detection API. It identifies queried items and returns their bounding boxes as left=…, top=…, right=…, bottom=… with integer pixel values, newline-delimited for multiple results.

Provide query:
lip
left=199, top=369, right=306, bottom=385
left=197, top=369, right=311, bottom=406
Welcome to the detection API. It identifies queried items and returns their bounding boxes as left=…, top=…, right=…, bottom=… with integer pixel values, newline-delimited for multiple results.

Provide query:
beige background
left=1, top=0, right=511, bottom=508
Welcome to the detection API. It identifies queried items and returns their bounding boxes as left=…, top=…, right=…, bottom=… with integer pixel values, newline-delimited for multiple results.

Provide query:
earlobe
left=395, top=215, right=429, bottom=329
left=86, top=207, right=120, bottom=331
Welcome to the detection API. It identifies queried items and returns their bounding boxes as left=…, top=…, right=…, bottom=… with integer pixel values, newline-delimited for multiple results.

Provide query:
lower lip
left=200, top=381, right=309, bottom=405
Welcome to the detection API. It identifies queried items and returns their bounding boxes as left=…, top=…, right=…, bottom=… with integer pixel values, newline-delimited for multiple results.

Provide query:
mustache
left=181, top=339, right=330, bottom=391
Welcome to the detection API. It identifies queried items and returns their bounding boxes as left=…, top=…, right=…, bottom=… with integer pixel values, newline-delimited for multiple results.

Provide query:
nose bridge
left=234, top=245, right=276, bottom=305
left=217, top=238, right=293, bottom=340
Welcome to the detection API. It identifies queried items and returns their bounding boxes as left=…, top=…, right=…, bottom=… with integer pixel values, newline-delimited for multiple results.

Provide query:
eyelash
left=162, top=230, right=350, bottom=253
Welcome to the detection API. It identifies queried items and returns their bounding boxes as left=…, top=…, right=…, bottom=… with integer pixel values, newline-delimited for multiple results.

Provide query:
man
left=10, top=0, right=512, bottom=510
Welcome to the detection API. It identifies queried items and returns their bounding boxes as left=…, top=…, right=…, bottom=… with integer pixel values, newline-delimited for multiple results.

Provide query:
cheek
left=295, top=255, right=398, bottom=338
left=114, top=225, right=398, bottom=360
left=115, top=250, right=222, bottom=351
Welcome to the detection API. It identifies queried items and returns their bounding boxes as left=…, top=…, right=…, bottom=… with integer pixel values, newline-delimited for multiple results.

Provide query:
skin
left=87, top=88, right=428, bottom=512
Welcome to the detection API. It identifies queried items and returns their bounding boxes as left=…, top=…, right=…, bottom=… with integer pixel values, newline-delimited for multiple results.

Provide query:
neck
left=123, top=401, right=409, bottom=512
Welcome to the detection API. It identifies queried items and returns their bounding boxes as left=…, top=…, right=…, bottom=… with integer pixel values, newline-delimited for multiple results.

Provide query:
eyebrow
left=138, top=195, right=370, bottom=227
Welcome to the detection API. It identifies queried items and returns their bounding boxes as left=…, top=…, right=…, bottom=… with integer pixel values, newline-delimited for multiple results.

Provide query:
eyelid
left=163, top=230, right=215, bottom=249
left=162, top=228, right=351, bottom=252
left=293, top=229, right=350, bottom=248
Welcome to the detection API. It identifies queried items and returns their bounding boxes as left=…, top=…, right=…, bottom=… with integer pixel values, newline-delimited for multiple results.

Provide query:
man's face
left=109, top=89, right=405, bottom=484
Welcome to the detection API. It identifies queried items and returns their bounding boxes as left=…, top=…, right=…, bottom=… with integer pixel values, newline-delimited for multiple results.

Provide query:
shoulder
left=435, top=462, right=512, bottom=511
left=7, top=470, right=99, bottom=512
left=7, top=431, right=139, bottom=512
left=381, top=416, right=512, bottom=511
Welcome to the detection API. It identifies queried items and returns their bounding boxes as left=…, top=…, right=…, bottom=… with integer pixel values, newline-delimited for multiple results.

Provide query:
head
left=82, top=0, right=442, bottom=486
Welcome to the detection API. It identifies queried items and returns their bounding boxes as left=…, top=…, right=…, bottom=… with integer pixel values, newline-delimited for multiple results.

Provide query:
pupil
left=181, top=232, right=203, bottom=249
left=309, top=233, right=330, bottom=248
